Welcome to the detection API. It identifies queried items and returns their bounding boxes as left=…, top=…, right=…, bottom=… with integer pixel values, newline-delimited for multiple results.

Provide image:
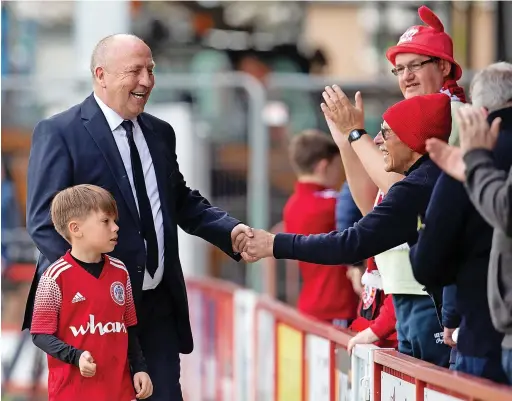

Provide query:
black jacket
left=411, top=108, right=512, bottom=357
left=463, top=107, right=512, bottom=349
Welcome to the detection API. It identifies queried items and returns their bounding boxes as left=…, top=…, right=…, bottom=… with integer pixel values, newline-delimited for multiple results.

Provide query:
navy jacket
left=274, top=156, right=440, bottom=266
left=410, top=130, right=512, bottom=358
left=24, top=94, right=241, bottom=354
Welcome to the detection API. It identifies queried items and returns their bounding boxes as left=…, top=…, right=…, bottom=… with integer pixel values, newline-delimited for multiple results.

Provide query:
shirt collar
left=294, top=181, right=329, bottom=193
left=405, top=153, right=429, bottom=176
left=93, top=93, right=133, bottom=132
left=488, top=106, right=512, bottom=130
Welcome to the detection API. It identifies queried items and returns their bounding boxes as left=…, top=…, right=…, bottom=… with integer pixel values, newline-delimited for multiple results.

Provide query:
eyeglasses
left=380, top=125, right=393, bottom=141
left=391, top=58, right=438, bottom=76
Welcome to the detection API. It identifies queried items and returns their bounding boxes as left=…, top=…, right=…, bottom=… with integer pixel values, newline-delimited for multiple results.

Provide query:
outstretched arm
left=241, top=179, right=425, bottom=264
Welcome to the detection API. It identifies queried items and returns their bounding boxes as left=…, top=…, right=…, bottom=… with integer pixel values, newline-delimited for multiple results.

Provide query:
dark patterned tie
left=121, top=120, right=158, bottom=278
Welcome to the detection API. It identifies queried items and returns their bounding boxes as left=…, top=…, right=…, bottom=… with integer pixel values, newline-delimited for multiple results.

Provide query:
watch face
left=349, top=130, right=364, bottom=143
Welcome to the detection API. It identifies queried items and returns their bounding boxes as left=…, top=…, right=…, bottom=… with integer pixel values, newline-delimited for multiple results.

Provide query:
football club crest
left=362, top=285, right=377, bottom=310
left=110, top=281, right=125, bottom=306
left=398, top=27, right=418, bottom=44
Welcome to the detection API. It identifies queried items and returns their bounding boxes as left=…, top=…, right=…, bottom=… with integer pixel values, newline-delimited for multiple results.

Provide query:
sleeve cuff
left=442, top=311, right=461, bottom=329
left=463, top=148, right=494, bottom=172
left=74, top=350, right=84, bottom=367
left=370, top=319, right=395, bottom=340
left=273, top=233, right=296, bottom=259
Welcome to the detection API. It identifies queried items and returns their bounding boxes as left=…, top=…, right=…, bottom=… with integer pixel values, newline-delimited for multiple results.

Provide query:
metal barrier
left=3, top=275, right=512, bottom=401
left=182, top=276, right=512, bottom=401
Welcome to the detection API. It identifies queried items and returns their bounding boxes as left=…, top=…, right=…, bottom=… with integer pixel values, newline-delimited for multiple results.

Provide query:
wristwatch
left=348, top=129, right=367, bottom=144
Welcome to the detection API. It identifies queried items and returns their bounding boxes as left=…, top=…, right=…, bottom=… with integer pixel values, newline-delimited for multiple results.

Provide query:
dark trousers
left=502, top=348, right=512, bottom=385
left=138, top=283, right=183, bottom=401
left=449, top=347, right=458, bottom=371
left=455, top=352, right=509, bottom=384
left=393, top=294, right=451, bottom=367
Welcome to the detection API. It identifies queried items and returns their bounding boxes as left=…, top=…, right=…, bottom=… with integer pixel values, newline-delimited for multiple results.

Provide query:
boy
left=30, top=184, right=152, bottom=401
left=284, top=130, right=358, bottom=327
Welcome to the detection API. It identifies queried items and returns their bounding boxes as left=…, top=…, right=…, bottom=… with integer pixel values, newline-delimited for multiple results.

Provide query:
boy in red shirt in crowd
left=284, top=130, right=358, bottom=327
left=30, top=184, right=153, bottom=401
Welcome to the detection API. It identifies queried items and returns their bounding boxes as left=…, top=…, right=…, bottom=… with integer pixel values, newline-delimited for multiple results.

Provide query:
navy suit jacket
left=23, top=94, right=241, bottom=354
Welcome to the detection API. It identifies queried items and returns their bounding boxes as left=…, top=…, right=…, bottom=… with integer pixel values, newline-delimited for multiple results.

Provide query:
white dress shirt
left=94, top=93, right=164, bottom=290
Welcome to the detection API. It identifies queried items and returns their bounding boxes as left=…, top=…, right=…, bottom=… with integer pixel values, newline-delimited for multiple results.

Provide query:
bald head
left=90, top=34, right=149, bottom=77
left=91, top=34, right=155, bottom=120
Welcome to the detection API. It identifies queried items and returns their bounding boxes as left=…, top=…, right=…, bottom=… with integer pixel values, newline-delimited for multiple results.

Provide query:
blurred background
left=1, top=1, right=510, bottom=399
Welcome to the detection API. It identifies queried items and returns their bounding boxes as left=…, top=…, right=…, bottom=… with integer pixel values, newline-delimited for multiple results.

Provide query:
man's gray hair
left=470, top=62, right=512, bottom=112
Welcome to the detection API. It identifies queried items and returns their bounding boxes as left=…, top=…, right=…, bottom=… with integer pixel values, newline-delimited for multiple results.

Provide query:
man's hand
left=347, top=328, right=379, bottom=355
left=133, top=371, right=153, bottom=399
left=324, top=115, right=345, bottom=148
left=457, top=105, right=501, bottom=154
left=239, top=229, right=275, bottom=259
left=231, top=224, right=260, bottom=263
left=78, top=351, right=96, bottom=377
left=443, top=327, right=457, bottom=348
left=426, top=138, right=466, bottom=182
left=320, top=85, right=365, bottom=139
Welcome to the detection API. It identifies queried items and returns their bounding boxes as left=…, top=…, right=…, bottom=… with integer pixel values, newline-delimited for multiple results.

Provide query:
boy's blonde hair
left=289, top=130, right=340, bottom=175
left=51, top=184, right=118, bottom=241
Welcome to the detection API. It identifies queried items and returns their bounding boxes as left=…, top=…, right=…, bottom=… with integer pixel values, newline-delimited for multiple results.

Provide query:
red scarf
left=440, top=79, right=467, bottom=103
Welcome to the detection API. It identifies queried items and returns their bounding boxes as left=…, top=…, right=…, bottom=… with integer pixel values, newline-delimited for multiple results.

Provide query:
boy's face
left=69, top=210, right=119, bottom=254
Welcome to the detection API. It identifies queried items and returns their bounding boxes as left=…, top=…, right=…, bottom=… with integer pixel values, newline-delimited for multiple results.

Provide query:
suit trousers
left=138, top=282, right=183, bottom=401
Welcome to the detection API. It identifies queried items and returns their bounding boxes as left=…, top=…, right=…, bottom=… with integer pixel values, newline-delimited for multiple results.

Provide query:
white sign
left=424, top=388, right=464, bottom=401
left=307, top=335, right=331, bottom=401
left=256, top=309, right=275, bottom=401
left=381, top=372, right=416, bottom=401
left=233, top=289, right=257, bottom=401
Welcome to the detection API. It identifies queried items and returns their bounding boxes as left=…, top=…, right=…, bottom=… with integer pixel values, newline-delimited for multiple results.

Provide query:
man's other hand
left=231, top=224, right=260, bottom=263
left=231, top=224, right=254, bottom=253
left=426, top=138, right=466, bottom=182
left=321, top=85, right=365, bottom=137
left=457, top=105, right=501, bottom=154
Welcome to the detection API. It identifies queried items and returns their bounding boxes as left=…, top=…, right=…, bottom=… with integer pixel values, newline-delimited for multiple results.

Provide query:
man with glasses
left=318, top=6, right=465, bottom=365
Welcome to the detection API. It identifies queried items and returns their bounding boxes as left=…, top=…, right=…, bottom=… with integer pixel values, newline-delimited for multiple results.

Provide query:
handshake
left=230, top=224, right=276, bottom=262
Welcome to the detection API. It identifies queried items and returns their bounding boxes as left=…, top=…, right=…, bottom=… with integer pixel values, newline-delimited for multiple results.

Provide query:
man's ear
left=95, top=66, right=107, bottom=88
left=440, top=59, right=453, bottom=79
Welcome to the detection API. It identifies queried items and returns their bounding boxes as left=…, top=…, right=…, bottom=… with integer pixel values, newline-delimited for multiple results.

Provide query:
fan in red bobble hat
left=386, top=6, right=466, bottom=103
left=376, top=93, right=452, bottom=173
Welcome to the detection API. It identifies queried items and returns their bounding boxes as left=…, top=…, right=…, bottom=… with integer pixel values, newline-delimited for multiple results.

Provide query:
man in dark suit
left=24, top=34, right=255, bottom=401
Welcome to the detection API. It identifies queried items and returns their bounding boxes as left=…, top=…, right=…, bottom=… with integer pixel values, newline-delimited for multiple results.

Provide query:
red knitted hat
left=382, top=93, right=452, bottom=154
left=386, top=6, right=462, bottom=80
